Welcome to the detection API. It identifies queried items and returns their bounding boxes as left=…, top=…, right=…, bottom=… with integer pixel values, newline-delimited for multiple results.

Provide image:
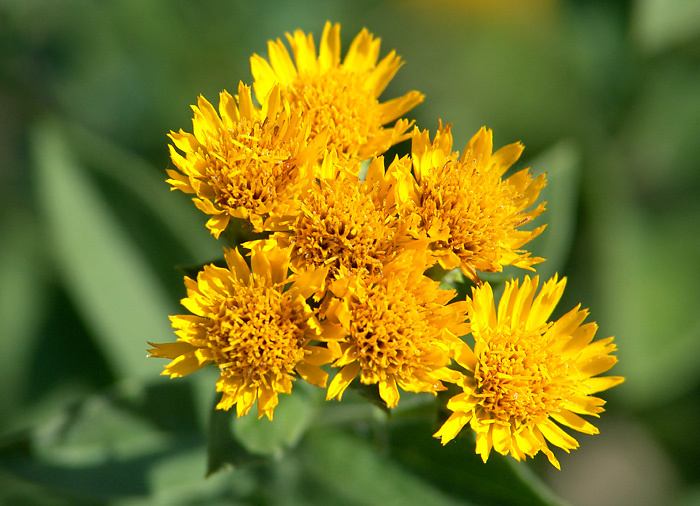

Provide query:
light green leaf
left=32, top=120, right=175, bottom=381
left=632, top=0, right=700, bottom=53
left=232, top=389, right=313, bottom=457
left=61, top=121, right=220, bottom=263
left=206, top=401, right=263, bottom=476
left=32, top=392, right=168, bottom=467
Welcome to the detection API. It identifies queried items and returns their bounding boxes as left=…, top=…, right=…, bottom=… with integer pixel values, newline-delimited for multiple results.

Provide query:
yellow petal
left=464, top=126, right=493, bottom=165
left=490, top=141, right=524, bottom=176
left=303, top=345, right=334, bottom=366
left=318, top=21, right=341, bottom=72
left=296, top=361, right=328, bottom=388
left=147, top=340, right=196, bottom=359
left=257, top=386, right=279, bottom=420
left=326, top=362, right=361, bottom=401
left=267, top=38, right=297, bottom=82
left=163, top=352, right=208, bottom=378
left=550, top=410, right=599, bottom=435
left=584, top=375, right=625, bottom=394
left=224, top=247, right=250, bottom=285
left=286, top=29, right=317, bottom=75
left=378, top=377, right=400, bottom=408
left=491, top=423, right=512, bottom=455
left=538, top=419, right=579, bottom=451
left=434, top=412, right=472, bottom=444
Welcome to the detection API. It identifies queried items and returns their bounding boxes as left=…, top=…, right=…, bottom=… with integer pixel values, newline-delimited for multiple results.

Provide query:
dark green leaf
left=348, top=382, right=390, bottom=416
left=300, top=428, right=470, bottom=506
left=389, top=419, right=566, bottom=506
left=0, top=217, right=51, bottom=431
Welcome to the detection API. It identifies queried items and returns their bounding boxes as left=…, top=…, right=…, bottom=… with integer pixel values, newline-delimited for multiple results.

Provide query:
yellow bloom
left=250, top=22, right=424, bottom=160
left=322, top=252, right=470, bottom=408
left=407, top=124, right=547, bottom=283
left=434, top=276, right=624, bottom=469
left=276, top=152, right=416, bottom=290
left=166, top=81, right=325, bottom=238
left=148, top=240, right=334, bottom=420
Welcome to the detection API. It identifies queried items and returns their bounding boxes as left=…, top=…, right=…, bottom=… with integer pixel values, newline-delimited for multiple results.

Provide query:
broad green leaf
left=31, top=392, right=169, bottom=467
left=632, top=0, right=700, bottom=53
left=232, top=389, right=313, bottom=457
left=526, top=140, right=582, bottom=282
left=300, top=428, right=470, bottom=506
left=0, top=383, right=215, bottom=502
left=31, top=120, right=175, bottom=381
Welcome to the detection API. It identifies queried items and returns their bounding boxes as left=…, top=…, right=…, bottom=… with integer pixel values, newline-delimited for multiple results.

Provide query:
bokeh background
left=2, top=1, right=700, bottom=505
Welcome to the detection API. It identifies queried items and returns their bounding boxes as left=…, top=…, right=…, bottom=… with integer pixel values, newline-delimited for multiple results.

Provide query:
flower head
left=250, top=22, right=424, bottom=160
left=406, top=124, right=547, bottom=283
left=322, top=252, right=469, bottom=408
left=148, top=240, right=334, bottom=420
left=167, top=82, right=325, bottom=237
left=434, top=276, right=624, bottom=469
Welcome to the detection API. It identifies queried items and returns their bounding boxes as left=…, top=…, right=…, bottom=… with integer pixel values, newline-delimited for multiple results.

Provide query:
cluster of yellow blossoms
left=149, top=22, right=623, bottom=469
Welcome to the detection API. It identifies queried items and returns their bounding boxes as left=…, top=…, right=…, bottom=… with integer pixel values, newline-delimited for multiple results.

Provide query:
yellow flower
left=148, top=240, right=335, bottom=420
left=166, top=81, right=325, bottom=238
left=250, top=22, right=424, bottom=160
left=322, top=252, right=470, bottom=408
left=434, top=276, right=624, bottom=469
left=275, top=152, right=416, bottom=290
left=407, top=124, right=547, bottom=283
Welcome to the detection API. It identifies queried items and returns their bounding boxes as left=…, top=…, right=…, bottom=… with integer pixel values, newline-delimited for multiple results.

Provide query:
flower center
left=473, top=325, right=570, bottom=428
left=284, top=70, right=380, bottom=155
left=288, top=177, right=398, bottom=278
left=348, top=281, right=434, bottom=381
left=203, top=118, right=302, bottom=215
left=206, top=278, right=309, bottom=386
left=418, top=158, right=520, bottom=264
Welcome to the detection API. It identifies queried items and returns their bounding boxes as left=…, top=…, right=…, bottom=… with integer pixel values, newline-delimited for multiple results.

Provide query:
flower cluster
left=149, top=22, right=623, bottom=468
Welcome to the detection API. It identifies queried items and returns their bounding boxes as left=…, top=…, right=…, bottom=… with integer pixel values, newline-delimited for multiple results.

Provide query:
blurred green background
left=2, top=0, right=700, bottom=504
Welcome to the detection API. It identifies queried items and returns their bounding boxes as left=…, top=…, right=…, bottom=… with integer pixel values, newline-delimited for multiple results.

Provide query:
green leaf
left=526, top=140, right=582, bottom=281
left=31, top=391, right=169, bottom=467
left=0, top=216, right=50, bottom=430
left=31, top=120, right=175, bottom=381
left=0, top=383, right=215, bottom=502
left=632, top=0, right=700, bottom=53
left=591, top=186, right=700, bottom=408
left=232, top=389, right=313, bottom=457
left=348, top=382, right=390, bottom=415
left=300, top=428, right=471, bottom=506
left=0, top=467, right=100, bottom=506
left=388, top=420, right=566, bottom=506
left=61, top=121, right=221, bottom=263
left=206, top=402, right=264, bottom=476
